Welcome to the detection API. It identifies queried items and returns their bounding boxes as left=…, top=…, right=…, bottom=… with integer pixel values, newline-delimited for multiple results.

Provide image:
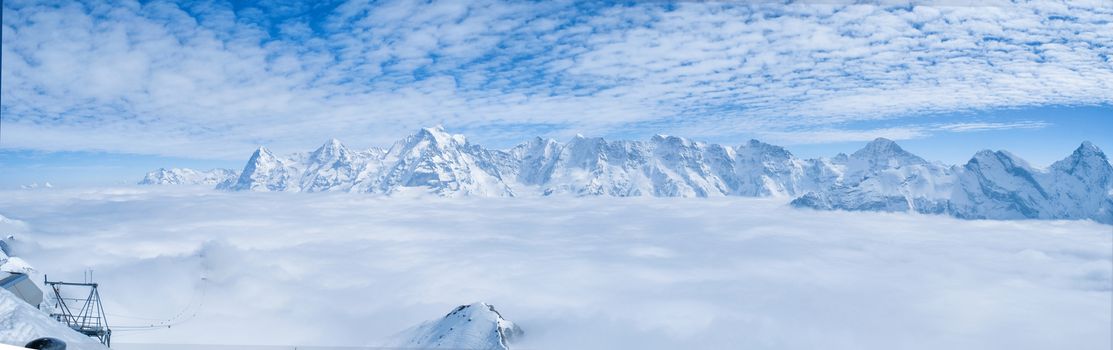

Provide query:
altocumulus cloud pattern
left=2, top=0, right=1111, bottom=158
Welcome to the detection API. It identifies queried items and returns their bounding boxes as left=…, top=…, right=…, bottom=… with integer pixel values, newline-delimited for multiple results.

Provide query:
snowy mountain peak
left=651, top=134, right=692, bottom=147
left=863, top=137, right=898, bottom=148
left=853, top=138, right=922, bottom=160
left=968, top=149, right=1032, bottom=171
left=314, top=138, right=347, bottom=152
left=322, top=138, right=344, bottom=149
left=1050, top=141, right=1112, bottom=186
left=244, top=146, right=283, bottom=172
left=1069, top=141, right=1107, bottom=161
left=250, top=146, right=277, bottom=162
left=218, top=146, right=291, bottom=191
left=740, top=139, right=793, bottom=158
left=513, top=136, right=559, bottom=153
left=310, top=138, right=351, bottom=162
left=849, top=137, right=927, bottom=171
left=414, top=125, right=467, bottom=147
left=390, top=302, right=523, bottom=350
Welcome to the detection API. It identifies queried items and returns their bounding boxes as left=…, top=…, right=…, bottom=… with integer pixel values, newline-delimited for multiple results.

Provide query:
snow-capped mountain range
left=139, top=168, right=239, bottom=185
left=388, top=302, right=523, bottom=350
left=214, top=126, right=846, bottom=197
left=794, top=140, right=1113, bottom=223
left=145, top=126, right=1112, bottom=223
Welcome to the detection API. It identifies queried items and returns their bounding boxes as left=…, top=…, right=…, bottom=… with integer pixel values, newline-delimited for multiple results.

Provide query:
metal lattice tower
left=44, top=274, right=112, bottom=346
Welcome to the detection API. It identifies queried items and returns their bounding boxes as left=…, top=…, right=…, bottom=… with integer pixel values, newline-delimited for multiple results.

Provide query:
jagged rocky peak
left=387, top=126, right=469, bottom=158
left=963, top=149, right=1044, bottom=192
left=323, top=137, right=343, bottom=147
left=651, top=134, right=713, bottom=156
left=511, top=136, right=559, bottom=156
left=249, top=146, right=279, bottom=164
left=738, top=139, right=793, bottom=159
left=850, top=138, right=921, bottom=162
left=966, top=149, right=1035, bottom=172
left=966, top=149, right=999, bottom=166
left=218, top=146, right=291, bottom=191
left=242, top=146, right=283, bottom=173
left=417, top=125, right=466, bottom=145
left=391, top=302, right=523, bottom=350
left=650, top=134, right=692, bottom=145
left=1044, top=141, right=1112, bottom=221
left=851, top=137, right=927, bottom=165
left=559, top=134, right=610, bottom=165
left=855, top=137, right=899, bottom=152
left=568, top=132, right=603, bottom=144
left=1052, top=141, right=1110, bottom=175
left=311, top=138, right=350, bottom=159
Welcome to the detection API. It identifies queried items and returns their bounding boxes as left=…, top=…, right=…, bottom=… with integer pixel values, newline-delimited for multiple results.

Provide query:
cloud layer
left=2, top=0, right=1111, bottom=157
left=0, top=187, right=1109, bottom=349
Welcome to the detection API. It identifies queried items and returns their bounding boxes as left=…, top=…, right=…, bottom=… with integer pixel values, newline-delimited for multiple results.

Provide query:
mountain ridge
left=139, top=167, right=239, bottom=186
left=148, top=128, right=1112, bottom=223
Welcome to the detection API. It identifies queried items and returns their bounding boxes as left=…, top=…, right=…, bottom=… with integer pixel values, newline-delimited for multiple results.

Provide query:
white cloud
left=755, top=120, right=1051, bottom=144
left=0, top=187, right=1108, bottom=349
left=757, top=126, right=932, bottom=144
left=1, top=1, right=1110, bottom=157
left=936, top=121, right=1052, bottom=132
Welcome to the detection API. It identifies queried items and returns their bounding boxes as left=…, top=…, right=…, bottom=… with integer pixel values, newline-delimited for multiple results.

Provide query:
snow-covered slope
left=0, top=290, right=108, bottom=349
left=793, top=140, right=1113, bottom=224
left=139, top=168, right=239, bottom=185
left=388, top=302, right=523, bottom=350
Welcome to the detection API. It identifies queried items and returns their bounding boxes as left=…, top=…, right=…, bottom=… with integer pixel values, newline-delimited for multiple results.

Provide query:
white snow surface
left=209, top=128, right=1112, bottom=223
left=389, top=302, right=523, bottom=350
left=139, top=168, right=239, bottom=186
left=0, top=289, right=108, bottom=349
left=0, top=187, right=1108, bottom=349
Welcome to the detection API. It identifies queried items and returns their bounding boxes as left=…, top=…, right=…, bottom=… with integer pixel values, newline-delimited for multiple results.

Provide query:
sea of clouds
left=0, top=187, right=1109, bottom=349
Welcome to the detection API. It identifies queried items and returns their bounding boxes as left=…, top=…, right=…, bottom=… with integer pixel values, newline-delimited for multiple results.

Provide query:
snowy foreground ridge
left=0, top=290, right=109, bottom=350
left=150, top=126, right=1111, bottom=223
left=389, top=302, right=523, bottom=350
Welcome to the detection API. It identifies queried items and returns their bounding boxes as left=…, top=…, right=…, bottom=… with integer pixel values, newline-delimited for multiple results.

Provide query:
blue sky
left=1, top=0, right=1111, bottom=187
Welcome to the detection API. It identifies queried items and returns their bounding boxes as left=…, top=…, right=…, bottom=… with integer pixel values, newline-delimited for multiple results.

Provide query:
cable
left=109, top=276, right=208, bottom=331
